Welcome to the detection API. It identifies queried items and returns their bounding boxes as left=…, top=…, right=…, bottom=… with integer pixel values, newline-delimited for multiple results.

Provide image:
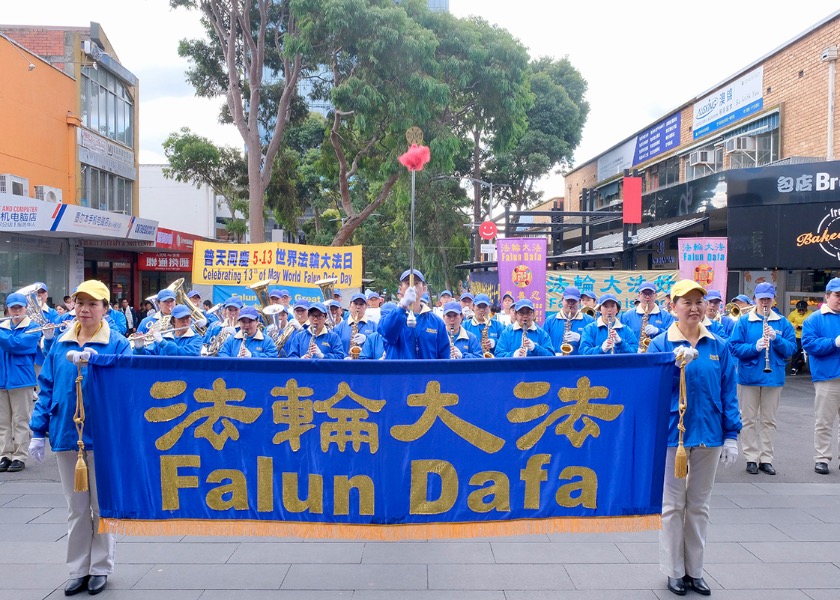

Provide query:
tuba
left=171, top=278, right=209, bottom=335
left=581, top=306, right=596, bottom=318
left=262, top=304, right=294, bottom=354
left=249, top=279, right=273, bottom=311
left=314, top=278, right=339, bottom=328
left=15, top=283, right=50, bottom=328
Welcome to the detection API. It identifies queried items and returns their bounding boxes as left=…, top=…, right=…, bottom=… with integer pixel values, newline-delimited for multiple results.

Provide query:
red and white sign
left=479, top=221, right=498, bottom=240
left=138, top=252, right=192, bottom=272
left=156, top=228, right=199, bottom=252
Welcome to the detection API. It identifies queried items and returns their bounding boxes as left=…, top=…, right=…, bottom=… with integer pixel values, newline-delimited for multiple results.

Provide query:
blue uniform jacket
left=379, top=306, right=450, bottom=360
left=359, top=332, right=387, bottom=360
left=543, top=311, right=595, bottom=356
left=333, top=318, right=377, bottom=355
left=801, top=306, right=840, bottom=382
left=462, top=317, right=505, bottom=357
left=621, top=305, right=674, bottom=340
left=219, top=329, right=279, bottom=358
left=34, top=306, right=58, bottom=367
left=649, top=323, right=741, bottom=447
left=108, top=308, right=127, bottom=335
left=448, top=326, right=483, bottom=359
left=495, top=323, right=555, bottom=357
left=287, top=327, right=345, bottom=359
left=30, top=321, right=131, bottom=451
left=135, top=328, right=204, bottom=357
left=579, top=316, right=638, bottom=355
left=0, top=316, right=39, bottom=389
left=729, top=310, right=796, bottom=386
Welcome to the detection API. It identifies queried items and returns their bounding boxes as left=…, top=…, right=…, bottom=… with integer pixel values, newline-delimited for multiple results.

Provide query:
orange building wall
left=0, top=36, right=77, bottom=202
left=564, top=16, right=840, bottom=211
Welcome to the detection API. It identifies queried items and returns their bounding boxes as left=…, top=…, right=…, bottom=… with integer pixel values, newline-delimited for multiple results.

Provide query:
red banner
left=138, top=252, right=191, bottom=272
left=622, top=176, right=642, bottom=224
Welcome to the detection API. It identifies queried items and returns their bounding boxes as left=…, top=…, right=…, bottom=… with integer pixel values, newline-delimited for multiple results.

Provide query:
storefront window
left=0, top=234, right=69, bottom=309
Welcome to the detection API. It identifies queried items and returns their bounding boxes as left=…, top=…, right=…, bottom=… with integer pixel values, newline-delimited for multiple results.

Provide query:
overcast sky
left=4, top=0, right=840, bottom=199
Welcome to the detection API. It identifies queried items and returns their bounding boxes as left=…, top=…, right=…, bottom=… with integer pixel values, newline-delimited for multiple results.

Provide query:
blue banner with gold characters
left=86, top=353, right=674, bottom=540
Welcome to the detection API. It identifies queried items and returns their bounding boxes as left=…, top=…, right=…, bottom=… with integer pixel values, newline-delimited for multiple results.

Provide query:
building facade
left=562, top=10, right=840, bottom=311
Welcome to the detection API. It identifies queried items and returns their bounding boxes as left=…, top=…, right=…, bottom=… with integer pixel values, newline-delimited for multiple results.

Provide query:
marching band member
left=218, top=306, right=279, bottom=358
left=495, top=299, right=555, bottom=358
left=284, top=299, right=311, bottom=349
left=202, top=297, right=242, bottom=346
left=705, top=290, right=733, bottom=338
left=462, top=294, right=504, bottom=357
left=379, top=269, right=450, bottom=359
left=268, top=288, right=283, bottom=305
left=459, top=292, right=475, bottom=320
left=0, top=293, right=40, bottom=473
left=543, top=287, right=594, bottom=356
left=34, top=282, right=58, bottom=324
left=728, top=283, right=795, bottom=476
left=188, top=289, right=219, bottom=325
left=278, top=289, right=292, bottom=308
left=29, top=280, right=131, bottom=596
left=359, top=303, right=397, bottom=359
left=334, top=293, right=377, bottom=358
left=698, top=295, right=727, bottom=339
left=580, top=290, right=599, bottom=315
left=107, top=304, right=127, bottom=336
left=801, top=278, right=840, bottom=475
left=621, top=281, right=674, bottom=351
left=497, top=292, right=514, bottom=326
left=787, top=300, right=812, bottom=375
left=136, top=289, right=176, bottom=334
left=133, top=305, right=203, bottom=357
left=433, top=290, right=452, bottom=318
left=442, top=302, right=482, bottom=359
left=647, top=279, right=741, bottom=597
left=327, top=299, right=345, bottom=325
left=365, top=291, right=382, bottom=324
left=288, top=303, right=345, bottom=359
left=579, top=293, right=638, bottom=355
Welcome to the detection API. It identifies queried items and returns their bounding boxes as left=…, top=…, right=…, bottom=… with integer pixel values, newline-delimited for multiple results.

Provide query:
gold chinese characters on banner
left=192, top=241, right=363, bottom=287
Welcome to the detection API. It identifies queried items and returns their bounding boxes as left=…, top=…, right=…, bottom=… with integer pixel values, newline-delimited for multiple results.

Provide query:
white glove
left=67, top=347, right=98, bottom=365
left=43, top=327, right=55, bottom=340
left=195, top=318, right=208, bottom=330
left=344, top=355, right=354, bottom=360
left=152, top=330, right=163, bottom=344
left=644, top=324, right=659, bottom=336
left=515, top=347, right=528, bottom=357
left=240, top=347, right=252, bottom=358
left=451, top=346, right=463, bottom=359
left=563, top=330, right=581, bottom=343
left=601, top=339, right=613, bottom=353
left=487, top=337, right=496, bottom=349
left=835, top=335, right=840, bottom=348
left=290, top=319, right=302, bottom=331
left=29, top=437, right=45, bottom=463
left=222, top=326, right=236, bottom=336
left=400, top=287, right=417, bottom=309
left=525, top=338, right=535, bottom=351
left=765, top=327, right=777, bottom=340
left=352, top=333, right=367, bottom=345
left=756, top=337, right=769, bottom=351
left=674, top=345, right=699, bottom=366
left=720, top=438, right=738, bottom=467
left=313, top=345, right=324, bottom=358
left=133, top=336, right=145, bottom=349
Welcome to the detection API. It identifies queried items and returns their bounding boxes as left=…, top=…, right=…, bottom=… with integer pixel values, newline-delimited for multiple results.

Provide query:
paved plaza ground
left=1, top=374, right=839, bottom=599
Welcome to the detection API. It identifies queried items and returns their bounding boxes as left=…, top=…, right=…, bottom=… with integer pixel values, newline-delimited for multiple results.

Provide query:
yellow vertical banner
left=192, top=241, right=363, bottom=288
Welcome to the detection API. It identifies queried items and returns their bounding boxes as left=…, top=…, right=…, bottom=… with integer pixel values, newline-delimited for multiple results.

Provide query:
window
left=685, top=145, right=723, bottom=181
left=80, top=167, right=133, bottom=215
left=729, top=130, right=779, bottom=169
left=81, top=66, right=134, bottom=147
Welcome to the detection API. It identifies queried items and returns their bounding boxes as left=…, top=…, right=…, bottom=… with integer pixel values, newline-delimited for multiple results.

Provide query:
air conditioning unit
left=688, top=150, right=714, bottom=166
left=0, top=174, right=29, bottom=197
left=725, top=136, right=757, bottom=153
left=35, top=185, right=63, bottom=203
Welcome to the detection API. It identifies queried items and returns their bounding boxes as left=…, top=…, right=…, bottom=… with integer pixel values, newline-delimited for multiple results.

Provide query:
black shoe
left=684, top=576, right=711, bottom=596
left=0, top=457, right=10, bottom=472
left=791, top=369, right=798, bottom=375
left=65, top=576, right=89, bottom=596
left=87, top=575, right=107, bottom=595
left=746, top=461, right=759, bottom=474
left=759, top=462, right=776, bottom=475
left=667, top=576, right=687, bottom=595
left=815, top=462, right=829, bottom=474
left=6, top=460, right=24, bottom=473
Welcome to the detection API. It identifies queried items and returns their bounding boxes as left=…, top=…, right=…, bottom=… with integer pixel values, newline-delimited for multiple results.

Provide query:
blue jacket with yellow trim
left=729, top=310, right=796, bottom=386
left=801, top=306, right=840, bottom=382
left=0, top=316, right=39, bottom=389
left=448, top=326, right=483, bottom=359
left=379, top=306, right=450, bottom=360
left=649, top=323, right=741, bottom=447
left=543, top=311, right=595, bottom=356
left=135, top=328, right=204, bottom=357
left=333, top=317, right=377, bottom=355
left=495, top=323, right=555, bottom=357
left=287, top=327, right=345, bottom=359
left=358, top=331, right=387, bottom=360
left=462, top=316, right=505, bottom=356
left=219, top=329, right=279, bottom=358
left=30, top=321, right=131, bottom=451
left=621, top=305, right=674, bottom=340
left=579, top=316, right=638, bottom=355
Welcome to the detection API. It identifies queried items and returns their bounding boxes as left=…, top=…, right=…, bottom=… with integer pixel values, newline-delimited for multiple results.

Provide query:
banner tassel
left=73, top=362, right=89, bottom=492
left=674, top=358, right=688, bottom=479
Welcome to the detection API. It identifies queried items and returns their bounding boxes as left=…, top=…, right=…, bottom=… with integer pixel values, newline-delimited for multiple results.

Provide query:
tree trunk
left=472, top=128, right=482, bottom=262
left=330, top=173, right=400, bottom=246
left=247, top=149, right=265, bottom=242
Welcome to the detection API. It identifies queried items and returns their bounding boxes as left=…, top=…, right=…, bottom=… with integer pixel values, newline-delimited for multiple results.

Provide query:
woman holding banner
left=648, top=279, right=741, bottom=597
left=28, top=280, right=131, bottom=596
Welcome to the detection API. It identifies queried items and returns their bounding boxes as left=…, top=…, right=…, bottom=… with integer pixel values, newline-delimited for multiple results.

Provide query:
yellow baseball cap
left=670, top=279, right=707, bottom=300
left=74, top=280, right=110, bottom=302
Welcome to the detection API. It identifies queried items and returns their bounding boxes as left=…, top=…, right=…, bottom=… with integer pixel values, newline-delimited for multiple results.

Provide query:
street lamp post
left=466, top=177, right=510, bottom=263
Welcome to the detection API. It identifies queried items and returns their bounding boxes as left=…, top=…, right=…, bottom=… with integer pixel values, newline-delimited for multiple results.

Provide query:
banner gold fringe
left=100, top=514, right=660, bottom=541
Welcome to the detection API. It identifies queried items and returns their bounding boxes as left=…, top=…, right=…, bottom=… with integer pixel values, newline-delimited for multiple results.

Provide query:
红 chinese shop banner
left=678, top=237, right=727, bottom=300
left=546, top=270, right=678, bottom=317
left=86, top=353, right=673, bottom=540
left=192, top=241, right=362, bottom=288
left=497, top=238, right=547, bottom=324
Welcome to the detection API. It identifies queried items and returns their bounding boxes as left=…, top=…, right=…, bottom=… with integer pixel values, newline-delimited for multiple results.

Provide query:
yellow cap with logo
left=74, top=280, right=110, bottom=302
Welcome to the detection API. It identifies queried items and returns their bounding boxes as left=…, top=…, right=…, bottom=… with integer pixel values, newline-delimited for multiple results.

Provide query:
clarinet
left=763, top=306, right=772, bottom=373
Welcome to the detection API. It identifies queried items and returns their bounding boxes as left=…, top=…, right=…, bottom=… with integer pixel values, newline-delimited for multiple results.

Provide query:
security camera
left=28, top=63, right=35, bottom=71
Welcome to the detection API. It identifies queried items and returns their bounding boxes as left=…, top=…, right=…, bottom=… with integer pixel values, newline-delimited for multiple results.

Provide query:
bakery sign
left=796, top=207, right=840, bottom=260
